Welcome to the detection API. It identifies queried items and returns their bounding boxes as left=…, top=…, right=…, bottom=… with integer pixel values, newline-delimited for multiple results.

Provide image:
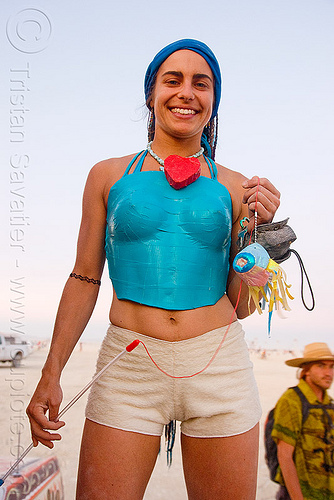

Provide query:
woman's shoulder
left=214, top=162, right=249, bottom=223
left=215, top=161, right=247, bottom=186
left=89, top=152, right=142, bottom=184
left=90, top=152, right=140, bottom=178
left=215, top=162, right=248, bottom=201
left=85, top=152, right=142, bottom=203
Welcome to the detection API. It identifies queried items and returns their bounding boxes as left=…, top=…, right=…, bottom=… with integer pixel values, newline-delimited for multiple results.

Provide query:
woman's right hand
left=26, top=376, right=65, bottom=448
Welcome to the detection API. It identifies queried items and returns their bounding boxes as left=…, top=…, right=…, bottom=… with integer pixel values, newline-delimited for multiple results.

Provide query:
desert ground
left=1, top=339, right=332, bottom=499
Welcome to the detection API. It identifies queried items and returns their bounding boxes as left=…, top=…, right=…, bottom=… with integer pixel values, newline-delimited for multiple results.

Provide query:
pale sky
left=1, top=0, right=333, bottom=350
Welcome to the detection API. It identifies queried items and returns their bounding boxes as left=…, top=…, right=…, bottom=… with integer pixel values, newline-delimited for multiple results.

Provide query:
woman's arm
left=277, top=440, right=304, bottom=500
left=26, top=162, right=109, bottom=448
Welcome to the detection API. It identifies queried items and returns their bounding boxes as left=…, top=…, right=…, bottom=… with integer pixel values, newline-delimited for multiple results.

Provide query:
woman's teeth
left=171, top=108, right=196, bottom=115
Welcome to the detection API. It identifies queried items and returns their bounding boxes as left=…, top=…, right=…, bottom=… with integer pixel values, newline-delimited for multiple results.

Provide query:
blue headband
left=144, top=39, right=222, bottom=119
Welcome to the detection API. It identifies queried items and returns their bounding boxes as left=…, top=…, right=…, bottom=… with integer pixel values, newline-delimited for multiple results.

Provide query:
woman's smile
left=170, top=107, right=197, bottom=116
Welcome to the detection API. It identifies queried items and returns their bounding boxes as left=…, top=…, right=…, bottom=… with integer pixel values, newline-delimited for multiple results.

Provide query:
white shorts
left=85, top=321, right=261, bottom=437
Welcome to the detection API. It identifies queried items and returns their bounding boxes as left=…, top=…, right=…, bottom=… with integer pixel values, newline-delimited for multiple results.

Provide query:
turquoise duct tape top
left=105, top=151, right=233, bottom=310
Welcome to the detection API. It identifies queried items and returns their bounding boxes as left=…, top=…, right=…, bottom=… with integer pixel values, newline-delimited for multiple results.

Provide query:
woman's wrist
left=41, top=355, right=64, bottom=380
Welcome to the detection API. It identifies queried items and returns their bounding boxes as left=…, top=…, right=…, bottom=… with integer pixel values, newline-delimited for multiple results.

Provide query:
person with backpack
left=271, top=342, right=334, bottom=499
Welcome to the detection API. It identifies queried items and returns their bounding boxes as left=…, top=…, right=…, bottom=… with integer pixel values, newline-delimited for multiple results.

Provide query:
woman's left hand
left=242, top=176, right=280, bottom=231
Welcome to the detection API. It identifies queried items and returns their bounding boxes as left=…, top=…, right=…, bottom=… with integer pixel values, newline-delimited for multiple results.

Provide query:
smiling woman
left=148, top=50, right=215, bottom=147
left=145, top=39, right=221, bottom=159
left=26, top=39, right=281, bottom=500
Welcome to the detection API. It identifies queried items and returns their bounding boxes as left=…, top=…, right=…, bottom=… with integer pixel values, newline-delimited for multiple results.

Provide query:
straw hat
left=285, top=342, right=334, bottom=367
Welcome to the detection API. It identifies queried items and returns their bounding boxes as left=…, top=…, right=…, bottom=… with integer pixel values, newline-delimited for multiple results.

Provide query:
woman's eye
left=195, top=81, right=208, bottom=88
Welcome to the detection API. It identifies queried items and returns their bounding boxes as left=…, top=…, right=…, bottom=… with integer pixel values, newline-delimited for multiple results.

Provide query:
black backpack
left=264, top=385, right=334, bottom=483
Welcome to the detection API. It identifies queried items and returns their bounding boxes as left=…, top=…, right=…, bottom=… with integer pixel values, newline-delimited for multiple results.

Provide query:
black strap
left=289, top=249, right=315, bottom=311
left=292, top=386, right=310, bottom=424
left=292, top=386, right=334, bottom=425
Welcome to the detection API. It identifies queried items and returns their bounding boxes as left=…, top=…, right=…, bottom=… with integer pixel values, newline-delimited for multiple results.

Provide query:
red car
left=0, top=455, right=64, bottom=500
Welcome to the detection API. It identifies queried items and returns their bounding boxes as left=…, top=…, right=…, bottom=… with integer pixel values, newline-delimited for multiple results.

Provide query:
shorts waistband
left=106, top=320, right=243, bottom=360
left=105, top=321, right=244, bottom=372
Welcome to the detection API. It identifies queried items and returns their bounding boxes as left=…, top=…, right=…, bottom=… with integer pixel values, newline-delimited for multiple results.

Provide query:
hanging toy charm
left=232, top=177, right=298, bottom=335
left=233, top=241, right=293, bottom=334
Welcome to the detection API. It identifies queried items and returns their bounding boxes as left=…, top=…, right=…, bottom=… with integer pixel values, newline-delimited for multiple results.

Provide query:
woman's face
left=149, top=50, right=214, bottom=142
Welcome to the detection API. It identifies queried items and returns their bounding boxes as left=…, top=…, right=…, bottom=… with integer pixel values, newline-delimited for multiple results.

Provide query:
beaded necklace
left=146, top=141, right=204, bottom=171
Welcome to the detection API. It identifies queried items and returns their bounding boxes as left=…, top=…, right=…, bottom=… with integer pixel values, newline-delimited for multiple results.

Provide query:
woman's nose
left=177, top=81, right=194, bottom=101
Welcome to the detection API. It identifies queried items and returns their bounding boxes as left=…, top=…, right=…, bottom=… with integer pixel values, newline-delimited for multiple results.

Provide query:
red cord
left=138, top=282, right=243, bottom=379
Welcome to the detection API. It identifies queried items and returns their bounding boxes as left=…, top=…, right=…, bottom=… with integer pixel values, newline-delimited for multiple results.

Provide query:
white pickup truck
left=0, top=333, right=33, bottom=367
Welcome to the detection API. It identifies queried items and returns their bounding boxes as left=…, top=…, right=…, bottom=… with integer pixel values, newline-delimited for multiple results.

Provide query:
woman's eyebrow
left=161, top=71, right=183, bottom=78
left=161, top=71, right=213, bottom=83
left=193, top=73, right=213, bottom=82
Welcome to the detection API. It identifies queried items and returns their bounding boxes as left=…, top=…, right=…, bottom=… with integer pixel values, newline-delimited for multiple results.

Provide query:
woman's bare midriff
left=109, top=292, right=237, bottom=341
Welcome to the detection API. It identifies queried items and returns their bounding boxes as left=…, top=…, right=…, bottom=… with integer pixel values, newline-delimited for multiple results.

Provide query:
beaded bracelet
left=69, top=272, right=101, bottom=286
